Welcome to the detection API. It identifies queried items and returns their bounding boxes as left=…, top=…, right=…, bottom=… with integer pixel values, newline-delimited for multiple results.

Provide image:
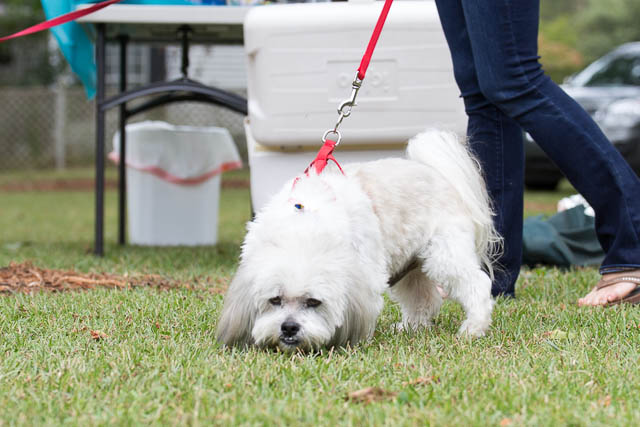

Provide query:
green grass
left=1, top=169, right=639, bottom=426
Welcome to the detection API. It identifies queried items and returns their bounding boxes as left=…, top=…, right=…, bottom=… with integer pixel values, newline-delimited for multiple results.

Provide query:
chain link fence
left=0, top=85, right=247, bottom=170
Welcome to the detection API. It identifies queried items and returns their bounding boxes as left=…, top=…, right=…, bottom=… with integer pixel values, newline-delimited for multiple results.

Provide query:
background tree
left=0, top=0, right=58, bottom=86
left=539, top=0, right=640, bottom=82
left=577, top=0, right=640, bottom=62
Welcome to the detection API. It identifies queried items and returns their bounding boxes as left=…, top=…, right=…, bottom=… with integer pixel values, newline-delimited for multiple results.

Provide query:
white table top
left=76, top=4, right=250, bottom=25
left=76, top=4, right=252, bottom=42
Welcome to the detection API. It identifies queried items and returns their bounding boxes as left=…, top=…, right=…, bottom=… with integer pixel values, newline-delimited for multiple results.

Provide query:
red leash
left=0, top=0, right=122, bottom=43
left=308, top=0, right=394, bottom=175
left=357, top=0, right=394, bottom=81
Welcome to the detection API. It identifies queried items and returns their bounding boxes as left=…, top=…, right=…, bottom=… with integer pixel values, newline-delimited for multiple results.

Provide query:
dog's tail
left=406, top=129, right=503, bottom=280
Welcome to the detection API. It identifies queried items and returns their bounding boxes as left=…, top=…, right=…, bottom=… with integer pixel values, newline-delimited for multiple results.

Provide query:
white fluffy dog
left=217, top=130, right=501, bottom=351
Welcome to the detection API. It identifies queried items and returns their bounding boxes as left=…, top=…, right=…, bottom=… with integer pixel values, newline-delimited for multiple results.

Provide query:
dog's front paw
left=457, top=319, right=489, bottom=337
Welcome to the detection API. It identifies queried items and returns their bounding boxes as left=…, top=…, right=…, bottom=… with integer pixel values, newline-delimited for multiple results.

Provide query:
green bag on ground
left=522, top=206, right=604, bottom=267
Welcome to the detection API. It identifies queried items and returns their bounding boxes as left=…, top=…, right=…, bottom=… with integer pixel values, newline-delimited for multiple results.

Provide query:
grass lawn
left=1, top=167, right=639, bottom=426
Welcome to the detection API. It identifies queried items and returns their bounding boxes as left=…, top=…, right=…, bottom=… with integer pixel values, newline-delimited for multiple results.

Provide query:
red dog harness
left=304, top=139, right=345, bottom=176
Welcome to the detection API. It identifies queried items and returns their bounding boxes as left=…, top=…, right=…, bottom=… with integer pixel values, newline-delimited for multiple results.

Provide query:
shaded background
left=1, top=0, right=639, bottom=169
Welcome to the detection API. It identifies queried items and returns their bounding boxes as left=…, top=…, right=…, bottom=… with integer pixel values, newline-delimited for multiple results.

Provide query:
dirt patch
left=524, top=200, right=557, bottom=213
left=0, top=178, right=249, bottom=192
left=0, top=261, right=194, bottom=294
left=0, top=179, right=117, bottom=192
left=220, top=178, right=250, bottom=189
left=346, top=387, right=398, bottom=404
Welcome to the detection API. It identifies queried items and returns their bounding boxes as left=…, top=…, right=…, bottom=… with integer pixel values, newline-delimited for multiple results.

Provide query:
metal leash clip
left=322, top=72, right=364, bottom=145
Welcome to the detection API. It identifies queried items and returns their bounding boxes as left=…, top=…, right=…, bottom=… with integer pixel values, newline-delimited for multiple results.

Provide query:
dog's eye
left=305, top=298, right=322, bottom=308
left=268, top=297, right=281, bottom=306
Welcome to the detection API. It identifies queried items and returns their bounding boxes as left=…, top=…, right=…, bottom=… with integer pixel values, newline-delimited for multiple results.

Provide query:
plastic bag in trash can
left=109, top=121, right=242, bottom=184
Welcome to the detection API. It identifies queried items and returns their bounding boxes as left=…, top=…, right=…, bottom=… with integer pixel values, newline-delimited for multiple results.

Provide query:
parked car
left=525, top=42, right=640, bottom=189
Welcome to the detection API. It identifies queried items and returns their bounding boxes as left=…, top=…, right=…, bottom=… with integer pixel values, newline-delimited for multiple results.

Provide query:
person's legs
left=456, top=0, right=640, bottom=303
left=434, top=0, right=523, bottom=297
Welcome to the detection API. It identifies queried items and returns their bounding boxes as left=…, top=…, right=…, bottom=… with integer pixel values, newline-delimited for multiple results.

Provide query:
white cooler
left=110, top=121, right=242, bottom=246
left=244, top=0, right=466, bottom=212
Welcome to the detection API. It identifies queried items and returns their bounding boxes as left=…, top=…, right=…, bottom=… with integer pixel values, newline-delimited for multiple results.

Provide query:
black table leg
left=94, top=23, right=106, bottom=256
left=118, top=35, right=129, bottom=246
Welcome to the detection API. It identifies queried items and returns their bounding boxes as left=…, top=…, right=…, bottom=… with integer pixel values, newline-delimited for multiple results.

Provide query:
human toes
left=577, top=287, right=598, bottom=306
left=578, top=282, right=636, bottom=306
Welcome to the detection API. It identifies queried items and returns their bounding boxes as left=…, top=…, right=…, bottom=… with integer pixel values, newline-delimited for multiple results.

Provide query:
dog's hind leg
left=388, top=268, right=443, bottom=331
left=421, top=227, right=494, bottom=337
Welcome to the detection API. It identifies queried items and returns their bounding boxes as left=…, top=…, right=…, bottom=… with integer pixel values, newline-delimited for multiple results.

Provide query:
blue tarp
left=40, top=1, right=224, bottom=98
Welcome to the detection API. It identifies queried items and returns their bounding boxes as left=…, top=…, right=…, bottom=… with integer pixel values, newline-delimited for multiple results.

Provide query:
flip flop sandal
left=596, top=270, right=640, bottom=306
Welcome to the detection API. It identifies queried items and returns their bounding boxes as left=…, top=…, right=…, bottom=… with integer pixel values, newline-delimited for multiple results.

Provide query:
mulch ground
left=0, top=178, right=249, bottom=192
left=0, top=261, right=192, bottom=294
left=0, top=179, right=117, bottom=192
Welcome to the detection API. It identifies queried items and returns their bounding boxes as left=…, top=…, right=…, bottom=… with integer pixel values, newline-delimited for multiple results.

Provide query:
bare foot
left=577, top=281, right=637, bottom=306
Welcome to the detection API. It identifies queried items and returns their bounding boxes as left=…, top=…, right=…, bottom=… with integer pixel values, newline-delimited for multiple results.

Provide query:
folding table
left=77, top=4, right=251, bottom=255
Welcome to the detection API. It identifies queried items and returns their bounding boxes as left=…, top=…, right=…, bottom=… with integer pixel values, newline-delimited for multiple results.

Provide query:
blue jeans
left=434, top=0, right=640, bottom=296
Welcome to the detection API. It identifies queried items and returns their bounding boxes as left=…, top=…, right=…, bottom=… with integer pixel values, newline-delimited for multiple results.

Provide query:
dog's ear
left=216, top=266, right=256, bottom=347
left=331, top=293, right=382, bottom=348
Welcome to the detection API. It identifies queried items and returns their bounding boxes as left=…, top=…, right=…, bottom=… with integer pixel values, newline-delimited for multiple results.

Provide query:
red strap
left=0, top=0, right=123, bottom=43
left=304, top=140, right=345, bottom=175
left=357, top=0, right=394, bottom=80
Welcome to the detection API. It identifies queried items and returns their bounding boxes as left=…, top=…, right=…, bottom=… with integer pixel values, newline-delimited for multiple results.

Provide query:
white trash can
left=110, top=121, right=242, bottom=246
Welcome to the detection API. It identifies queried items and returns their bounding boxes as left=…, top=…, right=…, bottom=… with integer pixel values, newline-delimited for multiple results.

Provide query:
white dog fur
left=216, top=130, right=501, bottom=351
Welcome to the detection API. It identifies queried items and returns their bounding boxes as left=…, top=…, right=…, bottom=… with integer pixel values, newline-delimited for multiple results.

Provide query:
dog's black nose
left=281, top=321, right=300, bottom=337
